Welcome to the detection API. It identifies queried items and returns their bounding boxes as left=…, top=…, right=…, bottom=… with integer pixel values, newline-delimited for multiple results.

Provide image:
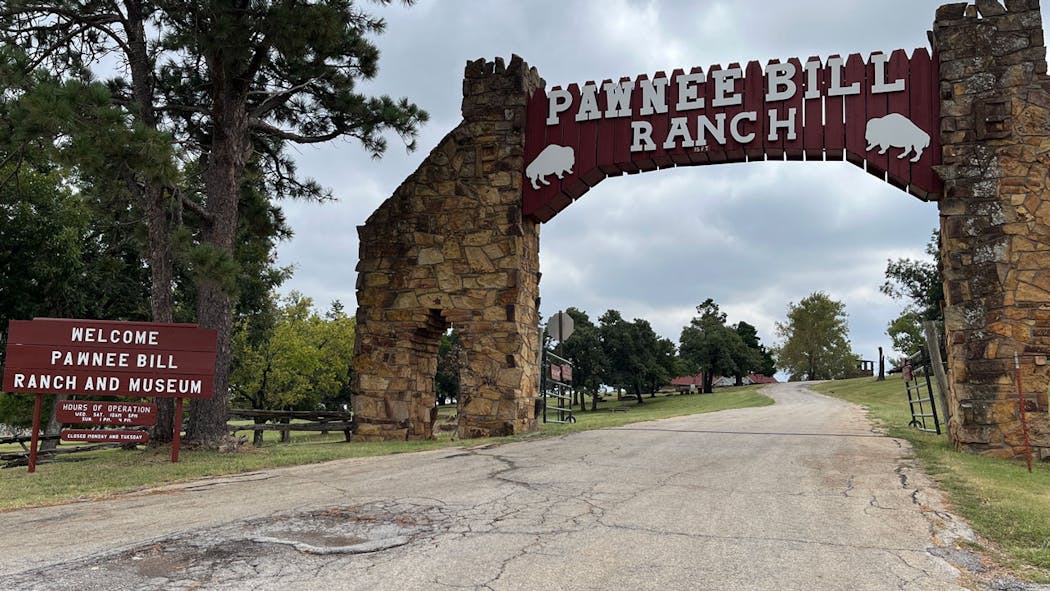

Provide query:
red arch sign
left=522, top=49, right=941, bottom=222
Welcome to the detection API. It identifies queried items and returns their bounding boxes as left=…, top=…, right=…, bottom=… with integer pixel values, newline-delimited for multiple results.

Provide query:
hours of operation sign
left=55, top=401, right=158, bottom=426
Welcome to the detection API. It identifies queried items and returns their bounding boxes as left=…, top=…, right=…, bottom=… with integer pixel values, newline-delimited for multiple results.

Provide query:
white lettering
left=663, top=117, right=695, bottom=149
left=603, top=79, right=634, bottom=118
left=546, top=88, right=572, bottom=125
left=10, top=373, right=80, bottom=390
left=127, top=377, right=202, bottom=395
left=675, top=71, right=705, bottom=111
left=639, top=77, right=669, bottom=116
left=711, top=67, right=743, bottom=107
left=696, top=113, right=727, bottom=146
left=804, top=59, right=822, bottom=100
left=870, top=52, right=905, bottom=94
left=767, top=108, right=798, bottom=141
left=133, top=353, right=178, bottom=369
left=575, top=84, right=601, bottom=122
left=630, top=121, right=656, bottom=152
left=827, top=56, right=860, bottom=96
left=69, top=326, right=160, bottom=345
left=764, top=62, right=796, bottom=102
left=730, top=111, right=757, bottom=143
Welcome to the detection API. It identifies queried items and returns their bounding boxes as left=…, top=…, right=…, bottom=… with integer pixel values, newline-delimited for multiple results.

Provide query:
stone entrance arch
left=352, top=1, right=1050, bottom=460
left=352, top=57, right=543, bottom=441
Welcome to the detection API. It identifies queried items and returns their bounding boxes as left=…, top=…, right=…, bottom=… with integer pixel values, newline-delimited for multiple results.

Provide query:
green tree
left=0, top=165, right=151, bottom=430
left=678, top=299, right=747, bottom=393
left=886, top=312, right=926, bottom=360
left=553, top=308, right=607, bottom=410
left=646, top=336, right=679, bottom=396
left=881, top=230, right=943, bottom=356
left=435, top=330, right=463, bottom=406
left=230, top=293, right=354, bottom=443
left=1, top=1, right=428, bottom=445
left=774, top=292, right=859, bottom=381
left=598, top=310, right=652, bottom=404
left=734, top=321, right=776, bottom=383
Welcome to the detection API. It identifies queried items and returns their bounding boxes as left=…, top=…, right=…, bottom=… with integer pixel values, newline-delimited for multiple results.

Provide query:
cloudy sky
left=275, top=0, right=1025, bottom=370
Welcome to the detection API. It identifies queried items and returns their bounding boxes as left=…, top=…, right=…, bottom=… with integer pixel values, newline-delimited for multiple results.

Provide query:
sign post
left=173, top=397, right=184, bottom=463
left=2, top=318, right=217, bottom=472
left=27, top=393, right=43, bottom=473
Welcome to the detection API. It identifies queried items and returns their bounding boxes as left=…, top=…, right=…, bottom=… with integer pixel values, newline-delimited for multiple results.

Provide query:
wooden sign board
left=56, top=401, right=157, bottom=426
left=2, top=318, right=218, bottom=472
left=3, top=319, right=217, bottom=399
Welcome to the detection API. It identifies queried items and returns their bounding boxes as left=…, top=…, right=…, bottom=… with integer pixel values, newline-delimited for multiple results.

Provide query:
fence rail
left=227, top=409, right=353, bottom=445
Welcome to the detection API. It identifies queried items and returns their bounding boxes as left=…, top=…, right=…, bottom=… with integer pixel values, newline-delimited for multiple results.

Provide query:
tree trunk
left=633, top=384, right=643, bottom=404
left=590, top=389, right=598, bottom=411
left=39, top=394, right=65, bottom=452
left=184, top=93, right=250, bottom=446
left=187, top=278, right=234, bottom=445
left=122, top=0, right=178, bottom=443
left=703, top=372, right=713, bottom=394
left=147, top=186, right=176, bottom=442
left=735, top=373, right=743, bottom=387
left=252, top=416, right=266, bottom=447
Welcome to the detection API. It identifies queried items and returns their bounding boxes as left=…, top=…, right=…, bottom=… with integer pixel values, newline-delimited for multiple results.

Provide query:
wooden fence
left=226, top=409, right=353, bottom=446
left=0, top=434, right=121, bottom=468
left=0, top=407, right=355, bottom=466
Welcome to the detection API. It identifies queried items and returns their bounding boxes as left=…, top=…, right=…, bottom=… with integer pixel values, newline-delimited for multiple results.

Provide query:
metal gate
left=539, top=350, right=575, bottom=424
left=903, top=347, right=942, bottom=434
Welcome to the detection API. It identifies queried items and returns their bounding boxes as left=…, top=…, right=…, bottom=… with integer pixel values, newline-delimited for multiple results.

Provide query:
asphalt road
left=1, top=383, right=980, bottom=590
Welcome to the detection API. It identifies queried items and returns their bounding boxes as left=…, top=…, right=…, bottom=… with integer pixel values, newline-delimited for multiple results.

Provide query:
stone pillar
left=351, top=56, right=543, bottom=441
left=935, top=0, right=1050, bottom=459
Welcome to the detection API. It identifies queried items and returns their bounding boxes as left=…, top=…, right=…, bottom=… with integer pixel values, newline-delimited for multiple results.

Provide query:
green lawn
left=0, top=386, right=772, bottom=511
left=813, top=375, right=1050, bottom=583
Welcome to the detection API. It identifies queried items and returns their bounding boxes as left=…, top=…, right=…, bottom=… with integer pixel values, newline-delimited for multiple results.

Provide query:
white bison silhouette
left=865, top=113, right=930, bottom=163
left=526, top=144, right=575, bottom=190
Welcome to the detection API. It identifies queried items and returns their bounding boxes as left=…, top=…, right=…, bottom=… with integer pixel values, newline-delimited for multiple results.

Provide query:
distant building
left=670, top=372, right=778, bottom=391
left=670, top=373, right=704, bottom=389
left=747, top=373, right=779, bottom=385
left=850, top=360, right=875, bottom=378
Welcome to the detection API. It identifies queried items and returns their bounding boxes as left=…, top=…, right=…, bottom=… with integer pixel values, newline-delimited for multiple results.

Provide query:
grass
left=532, top=387, right=773, bottom=436
left=813, top=375, right=1050, bottom=583
left=0, top=386, right=772, bottom=511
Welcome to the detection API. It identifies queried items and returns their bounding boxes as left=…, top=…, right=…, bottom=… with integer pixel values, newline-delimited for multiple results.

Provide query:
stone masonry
left=351, top=56, right=543, bottom=441
left=935, top=0, right=1050, bottom=458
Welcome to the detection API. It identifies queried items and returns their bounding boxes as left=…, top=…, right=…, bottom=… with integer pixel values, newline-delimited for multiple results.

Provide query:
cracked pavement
left=1, top=383, right=984, bottom=590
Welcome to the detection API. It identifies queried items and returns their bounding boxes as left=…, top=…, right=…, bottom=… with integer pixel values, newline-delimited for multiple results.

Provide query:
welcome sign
left=3, top=318, right=217, bottom=471
left=522, top=49, right=941, bottom=221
